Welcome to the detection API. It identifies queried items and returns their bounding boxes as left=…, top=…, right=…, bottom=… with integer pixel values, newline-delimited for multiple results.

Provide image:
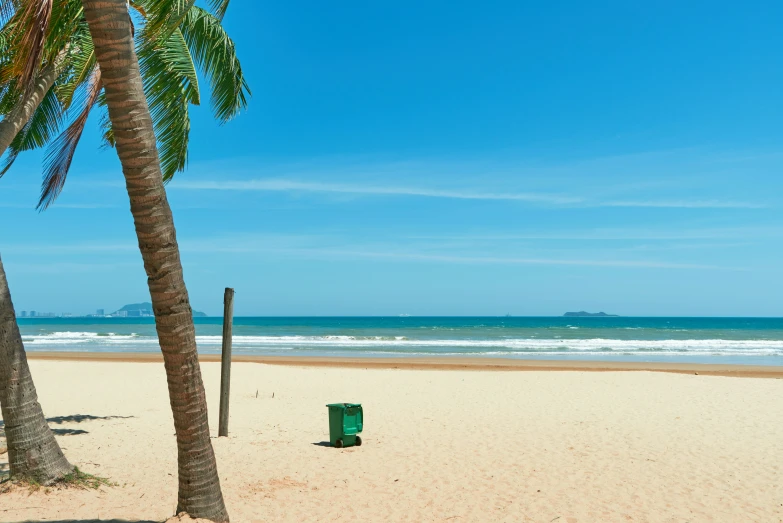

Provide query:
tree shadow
left=51, top=428, right=89, bottom=436
left=1, top=414, right=134, bottom=429
left=17, top=520, right=159, bottom=523
left=46, top=414, right=134, bottom=424
left=0, top=415, right=134, bottom=439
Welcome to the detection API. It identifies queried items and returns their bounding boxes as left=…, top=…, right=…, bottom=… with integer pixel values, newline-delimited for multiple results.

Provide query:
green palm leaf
left=0, top=81, right=18, bottom=115
left=38, top=67, right=101, bottom=209
left=0, top=0, right=249, bottom=206
left=13, top=0, right=53, bottom=92
left=138, top=27, right=199, bottom=179
left=180, top=6, right=249, bottom=123
left=0, top=1, right=17, bottom=28
left=54, top=27, right=94, bottom=109
left=0, top=83, right=62, bottom=176
left=207, top=0, right=230, bottom=21
left=139, top=0, right=195, bottom=43
left=46, top=0, right=85, bottom=63
left=96, top=94, right=114, bottom=148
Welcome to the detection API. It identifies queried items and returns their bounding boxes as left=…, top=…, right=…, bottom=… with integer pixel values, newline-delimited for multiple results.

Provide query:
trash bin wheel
left=355, top=436, right=362, bottom=446
left=334, top=439, right=343, bottom=448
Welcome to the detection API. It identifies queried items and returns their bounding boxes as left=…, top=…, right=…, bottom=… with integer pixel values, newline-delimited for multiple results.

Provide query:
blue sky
left=1, top=0, right=782, bottom=316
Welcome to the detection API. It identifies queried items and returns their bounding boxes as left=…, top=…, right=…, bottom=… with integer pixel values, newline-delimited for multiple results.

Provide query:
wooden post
left=218, top=288, right=234, bottom=437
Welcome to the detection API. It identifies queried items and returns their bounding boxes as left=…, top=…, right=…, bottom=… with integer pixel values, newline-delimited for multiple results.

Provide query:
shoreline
left=26, top=351, right=783, bottom=378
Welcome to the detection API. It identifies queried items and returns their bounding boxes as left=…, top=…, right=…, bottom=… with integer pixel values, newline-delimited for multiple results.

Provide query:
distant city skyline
left=17, top=308, right=154, bottom=319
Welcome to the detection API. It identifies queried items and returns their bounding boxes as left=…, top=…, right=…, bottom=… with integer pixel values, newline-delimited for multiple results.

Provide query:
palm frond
left=0, top=83, right=63, bottom=176
left=180, top=6, right=249, bottom=123
left=207, top=0, right=229, bottom=20
left=14, top=0, right=53, bottom=93
left=0, top=0, right=20, bottom=33
left=149, top=81, right=190, bottom=181
left=138, top=0, right=195, bottom=44
left=0, top=81, right=19, bottom=115
left=0, top=10, right=23, bottom=85
left=53, top=28, right=95, bottom=109
left=138, top=27, right=198, bottom=179
left=45, top=0, right=86, bottom=64
left=156, top=28, right=199, bottom=104
left=0, top=12, right=13, bottom=54
left=38, top=68, right=101, bottom=210
left=96, top=94, right=114, bottom=149
left=0, top=0, right=80, bottom=96
left=128, top=0, right=147, bottom=18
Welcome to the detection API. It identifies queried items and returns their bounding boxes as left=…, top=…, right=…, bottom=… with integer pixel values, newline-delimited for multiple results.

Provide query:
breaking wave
left=21, top=331, right=783, bottom=358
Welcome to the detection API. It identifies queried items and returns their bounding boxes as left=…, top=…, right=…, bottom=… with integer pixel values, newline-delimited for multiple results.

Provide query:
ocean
left=15, top=316, right=783, bottom=366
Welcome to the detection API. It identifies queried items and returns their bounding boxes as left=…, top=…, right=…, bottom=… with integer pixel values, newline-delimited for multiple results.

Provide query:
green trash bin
left=326, top=403, right=363, bottom=448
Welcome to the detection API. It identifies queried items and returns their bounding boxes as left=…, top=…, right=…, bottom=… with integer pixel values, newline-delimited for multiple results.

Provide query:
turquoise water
left=16, top=316, right=783, bottom=366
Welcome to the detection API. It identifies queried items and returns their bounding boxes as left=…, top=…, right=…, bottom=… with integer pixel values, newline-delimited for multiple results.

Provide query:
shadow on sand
left=17, top=520, right=159, bottom=523
left=0, top=414, right=133, bottom=438
left=46, top=414, right=134, bottom=425
left=51, top=428, right=90, bottom=436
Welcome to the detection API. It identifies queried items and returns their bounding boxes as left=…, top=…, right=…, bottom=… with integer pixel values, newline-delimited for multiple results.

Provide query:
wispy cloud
left=184, top=242, right=734, bottom=269
left=4, top=232, right=743, bottom=270
left=306, top=248, right=736, bottom=270
left=601, top=200, right=766, bottom=209
left=0, top=202, right=115, bottom=209
left=2, top=262, right=138, bottom=274
left=170, top=178, right=765, bottom=209
left=3, top=243, right=137, bottom=254
left=174, top=234, right=739, bottom=270
left=409, top=226, right=783, bottom=241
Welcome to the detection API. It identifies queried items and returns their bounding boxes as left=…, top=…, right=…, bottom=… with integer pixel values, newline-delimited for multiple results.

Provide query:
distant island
left=114, top=302, right=207, bottom=318
left=563, top=311, right=618, bottom=317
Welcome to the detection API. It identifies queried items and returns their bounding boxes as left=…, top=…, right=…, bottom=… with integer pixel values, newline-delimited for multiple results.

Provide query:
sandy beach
left=1, top=355, right=782, bottom=522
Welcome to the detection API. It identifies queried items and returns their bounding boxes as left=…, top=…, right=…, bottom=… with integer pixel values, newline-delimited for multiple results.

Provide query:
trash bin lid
left=326, top=402, right=362, bottom=408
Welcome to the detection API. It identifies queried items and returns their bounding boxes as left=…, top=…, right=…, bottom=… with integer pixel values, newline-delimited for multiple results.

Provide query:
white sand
left=1, top=360, right=782, bottom=522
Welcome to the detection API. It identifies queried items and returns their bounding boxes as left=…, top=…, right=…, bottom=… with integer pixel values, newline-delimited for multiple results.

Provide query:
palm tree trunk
left=0, top=61, right=59, bottom=157
left=80, top=0, right=228, bottom=520
left=0, top=255, right=74, bottom=484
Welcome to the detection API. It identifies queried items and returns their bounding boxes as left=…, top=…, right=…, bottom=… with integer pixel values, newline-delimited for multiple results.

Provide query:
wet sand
left=25, top=350, right=783, bottom=378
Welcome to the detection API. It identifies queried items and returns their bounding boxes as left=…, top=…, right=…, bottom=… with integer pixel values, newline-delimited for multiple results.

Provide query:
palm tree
left=0, top=2, right=79, bottom=484
left=0, top=0, right=247, bottom=516
left=0, top=0, right=249, bottom=208
left=0, top=255, right=74, bottom=484
left=0, top=2, right=247, bottom=500
left=79, top=0, right=231, bottom=518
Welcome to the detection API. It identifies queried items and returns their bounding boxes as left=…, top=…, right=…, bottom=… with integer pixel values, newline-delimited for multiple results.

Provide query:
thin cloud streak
left=5, top=237, right=740, bottom=270
left=602, top=200, right=766, bottom=209
left=176, top=238, right=740, bottom=270
left=171, top=178, right=764, bottom=209
left=0, top=202, right=115, bottom=209
left=324, top=249, right=736, bottom=270
left=410, top=226, right=783, bottom=241
left=3, top=243, right=137, bottom=254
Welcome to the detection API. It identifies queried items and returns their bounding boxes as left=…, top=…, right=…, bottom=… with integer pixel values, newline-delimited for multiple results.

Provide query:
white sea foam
left=20, top=331, right=783, bottom=356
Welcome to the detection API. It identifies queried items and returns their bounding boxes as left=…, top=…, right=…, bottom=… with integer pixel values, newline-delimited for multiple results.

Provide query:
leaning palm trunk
left=0, top=255, right=74, bottom=484
left=80, top=0, right=228, bottom=520
left=0, top=61, right=60, bottom=157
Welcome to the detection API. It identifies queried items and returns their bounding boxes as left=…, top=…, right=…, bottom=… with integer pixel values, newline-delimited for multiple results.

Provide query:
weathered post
left=218, top=288, right=234, bottom=437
